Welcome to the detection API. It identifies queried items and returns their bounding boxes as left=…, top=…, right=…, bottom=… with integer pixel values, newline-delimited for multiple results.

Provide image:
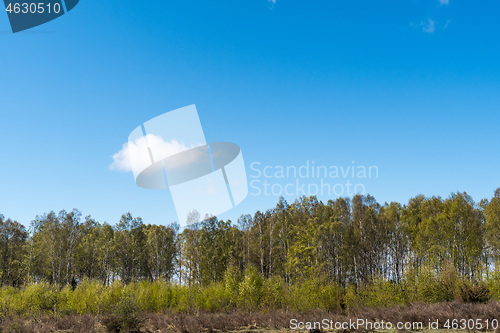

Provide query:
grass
left=0, top=301, right=499, bottom=332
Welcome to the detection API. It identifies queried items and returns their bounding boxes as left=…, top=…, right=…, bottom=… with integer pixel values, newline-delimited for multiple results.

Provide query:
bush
left=416, top=265, right=457, bottom=303
left=238, top=265, right=263, bottom=311
left=262, top=275, right=285, bottom=310
left=135, top=280, right=176, bottom=313
left=0, top=271, right=497, bottom=318
left=195, top=282, right=229, bottom=311
left=104, top=291, right=143, bottom=332
left=459, top=280, right=491, bottom=303
left=99, top=280, right=125, bottom=314
left=22, top=282, right=60, bottom=314
left=0, top=287, right=22, bottom=316
left=488, top=269, right=500, bottom=300
left=285, top=277, right=344, bottom=312
left=224, top=265, right=241, bottom=308
left=71, top=278, right=106, bottom=314
left=358, top=279, right=406, bottom=308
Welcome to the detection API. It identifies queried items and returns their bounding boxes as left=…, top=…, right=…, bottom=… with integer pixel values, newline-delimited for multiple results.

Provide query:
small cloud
left=422, top=19, right=436, bottom=33
left=110, top=135, right=192, bottom=172
left=269, top=0, right=277, bottom=4
left=438, top=0, right=449, bottom=5
left=443, top=19, right=452, bottom=29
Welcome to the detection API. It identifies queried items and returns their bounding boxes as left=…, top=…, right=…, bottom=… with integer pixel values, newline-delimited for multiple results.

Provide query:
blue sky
left=1, top=0, right=499, bottom=227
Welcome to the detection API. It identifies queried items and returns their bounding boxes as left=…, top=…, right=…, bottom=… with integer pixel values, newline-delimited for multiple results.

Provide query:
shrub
left=104, top=291, right=143, bottom=332
left=171, top=284, right=194, bottom=313
left=135, top=280, right=176, bottom=313
left=416, top=266, right=457, bottom=303
left=262, top=275, right=285, bottom=310
left=359, top=279, right=406, bottom=308
left=238, top=265, right=263, bottom=311
left=22, top=282, right=60, bottom=314
left=0, top=287, right=22, bottom=316
left=459, top=280, right=491, bottom=303
left=224, top=265, right=241, bottom=308
left=71, top=278, right=106, bottom=314
left=488, top=269, right=500, bottom=300
left=195, top=282, right=229, bottom=311
left=99, top=280, right=125, bottom=314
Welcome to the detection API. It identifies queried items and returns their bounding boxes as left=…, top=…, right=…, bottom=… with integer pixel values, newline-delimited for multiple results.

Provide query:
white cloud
left=438, top=0, right=449, bottom=5
left=422, top=19, right=436, bottom=33
left=269, top=0, right=277, bottom=4
left=110, top=135, right=192, bottom=172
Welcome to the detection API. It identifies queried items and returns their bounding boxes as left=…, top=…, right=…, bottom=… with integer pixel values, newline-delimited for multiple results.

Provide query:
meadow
left=2, top=191, right=500, bottom=332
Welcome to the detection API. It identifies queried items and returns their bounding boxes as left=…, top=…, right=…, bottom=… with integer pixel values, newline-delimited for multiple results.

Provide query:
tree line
left=2, top=189, right=500, bottom=290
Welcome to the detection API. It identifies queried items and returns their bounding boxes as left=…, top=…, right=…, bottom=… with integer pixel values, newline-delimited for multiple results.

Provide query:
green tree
left=0, top=215, right=28, bottom=287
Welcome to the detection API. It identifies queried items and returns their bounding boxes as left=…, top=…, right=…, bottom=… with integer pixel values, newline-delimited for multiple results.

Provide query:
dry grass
left=0, top=315, right=105, bottom=333
left=0, top=301, right=499, bottom=333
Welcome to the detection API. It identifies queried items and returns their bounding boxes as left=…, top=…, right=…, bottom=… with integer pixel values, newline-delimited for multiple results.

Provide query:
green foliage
left=2, top=190, right=500, bottom=314
left=238, top=265, right=263, bottom=310
left=0, top=287, right=22, bottom=316
left=355, top=279, right=407, bottom=308
left=134, top=280, right=175, bottom=313
left=111, top=291, right=143, bottom=332
left=196, top=282, right=229, bottom=311
left=69, top=278, right=105, bottom=314
left=459, top=280, right=491, bottom=303
left=284, top=277, right=343, bottom=312
left=486, top=190, right=500, bottom=262
left=224, top=264, right=242, bottom=307
left=415, top=265, right=457, bottom=303
left=487, top=269, right=500, bottom=300
left=22, top=282, right=60, bottom=314
left=262, top=275, right=285, bottom=309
